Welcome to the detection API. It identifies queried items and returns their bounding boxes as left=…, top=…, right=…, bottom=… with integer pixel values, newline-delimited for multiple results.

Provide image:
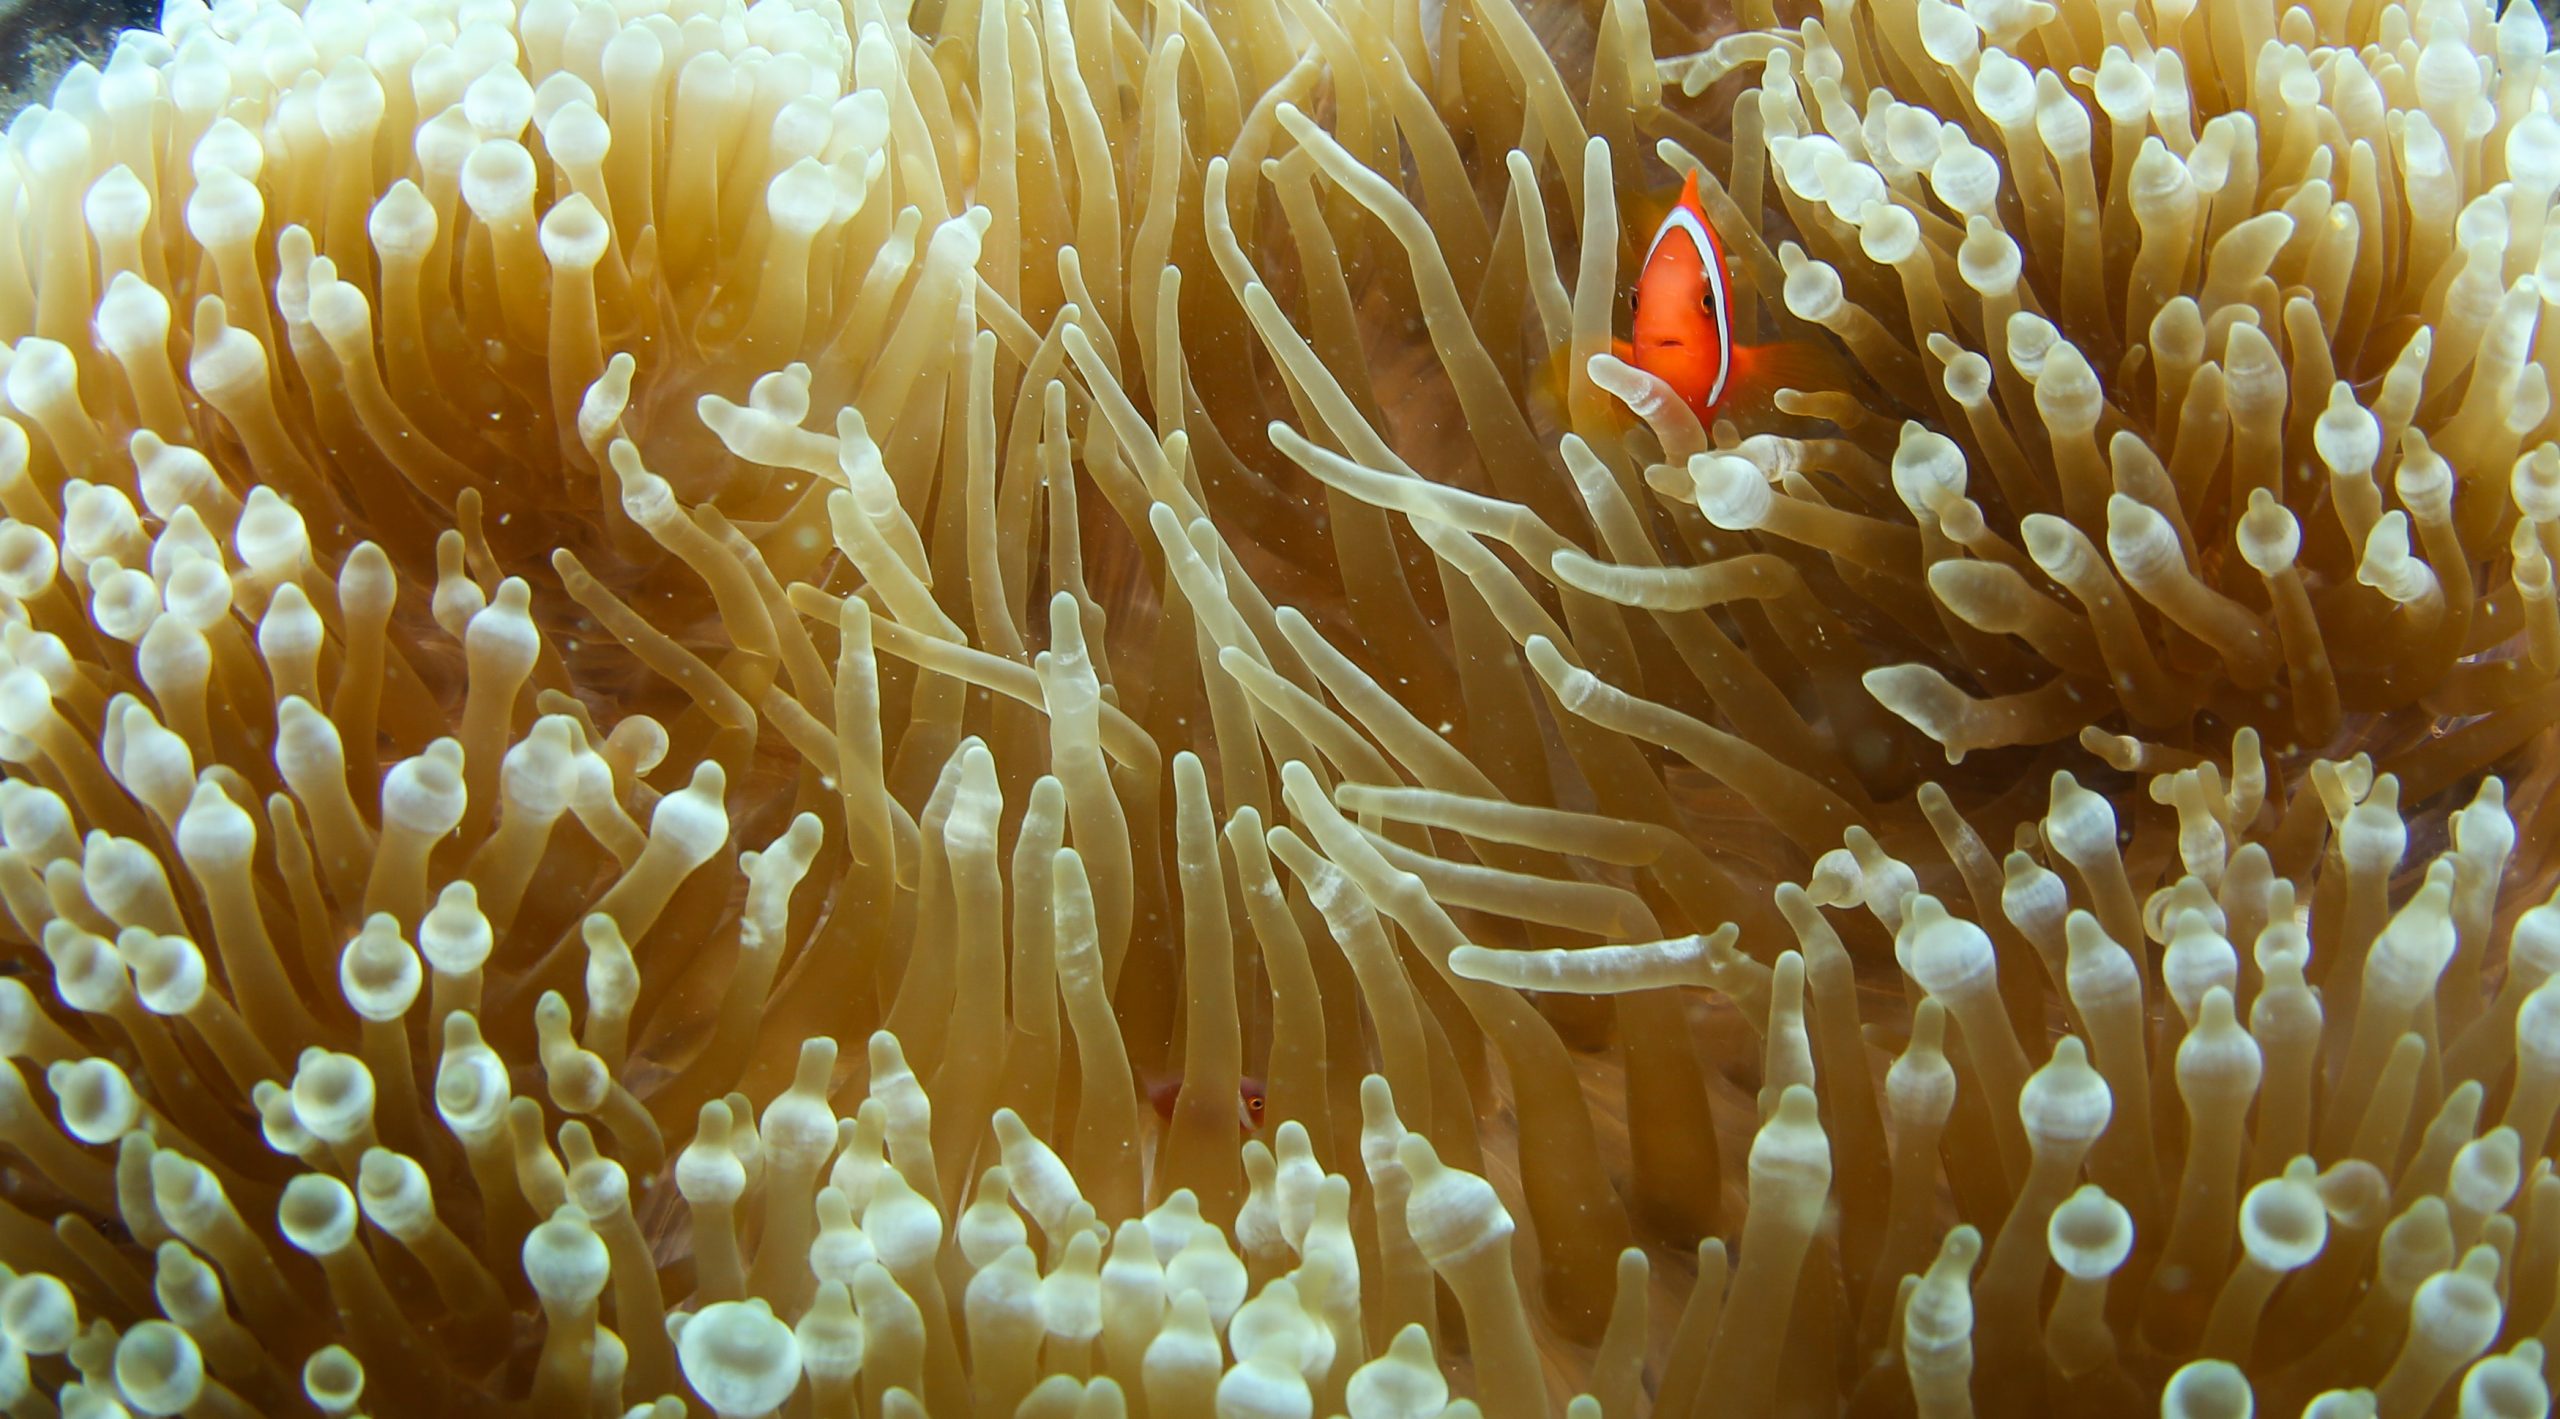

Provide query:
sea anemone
left=1650, top=0, right=2560, bottom=796
left=0, top=0, right=2551, bottom=1413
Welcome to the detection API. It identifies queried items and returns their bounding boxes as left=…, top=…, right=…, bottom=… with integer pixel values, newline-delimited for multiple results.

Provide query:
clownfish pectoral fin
left=1530, top=342, right=1573, bottom=423
left=1719, top=339, right=1858, bottom=417
left=1532, top=338, right=1644, bottom=426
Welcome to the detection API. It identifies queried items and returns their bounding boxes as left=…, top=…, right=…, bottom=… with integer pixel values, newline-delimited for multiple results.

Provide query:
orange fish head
left=1630, top=178, right=1734, bottom=422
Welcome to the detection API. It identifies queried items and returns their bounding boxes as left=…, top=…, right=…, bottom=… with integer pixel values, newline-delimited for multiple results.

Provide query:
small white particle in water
left=1437, top=721, right=1454, bottom=733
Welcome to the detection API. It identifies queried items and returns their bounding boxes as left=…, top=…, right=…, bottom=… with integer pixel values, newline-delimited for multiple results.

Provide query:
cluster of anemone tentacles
left=0, top=0, right=2554, bottom=1413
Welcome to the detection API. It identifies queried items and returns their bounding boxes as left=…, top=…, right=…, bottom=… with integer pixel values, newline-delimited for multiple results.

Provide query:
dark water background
left=0, top=0, right=158, bottom=118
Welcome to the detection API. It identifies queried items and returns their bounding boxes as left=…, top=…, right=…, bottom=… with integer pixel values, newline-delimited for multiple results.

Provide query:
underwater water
left=0, top=0, right=161, bottom=118
left=4, top=0, right=2560, bottom=1415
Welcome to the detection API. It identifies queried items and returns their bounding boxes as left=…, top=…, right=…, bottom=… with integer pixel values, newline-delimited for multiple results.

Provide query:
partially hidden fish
left=1146, top=1076, right=1269, bottom=1136
left=1628, top=170, right=1850, bottom=424
left=1542, top=169, right=1849, bottom=430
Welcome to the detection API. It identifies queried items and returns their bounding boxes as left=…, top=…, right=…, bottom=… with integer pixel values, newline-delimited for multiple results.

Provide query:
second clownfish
left=1146, top=1075, right=1269, bottom=1136
left=1557, top=170, right=1844, bottom=427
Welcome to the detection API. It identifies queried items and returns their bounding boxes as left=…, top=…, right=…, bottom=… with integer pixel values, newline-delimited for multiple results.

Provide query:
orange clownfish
left=1585, top=171, right=1844, bottom=426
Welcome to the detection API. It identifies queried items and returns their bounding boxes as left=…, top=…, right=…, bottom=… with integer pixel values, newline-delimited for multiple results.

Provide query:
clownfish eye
left=1248, top=1095, right=1265, bottom=1115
